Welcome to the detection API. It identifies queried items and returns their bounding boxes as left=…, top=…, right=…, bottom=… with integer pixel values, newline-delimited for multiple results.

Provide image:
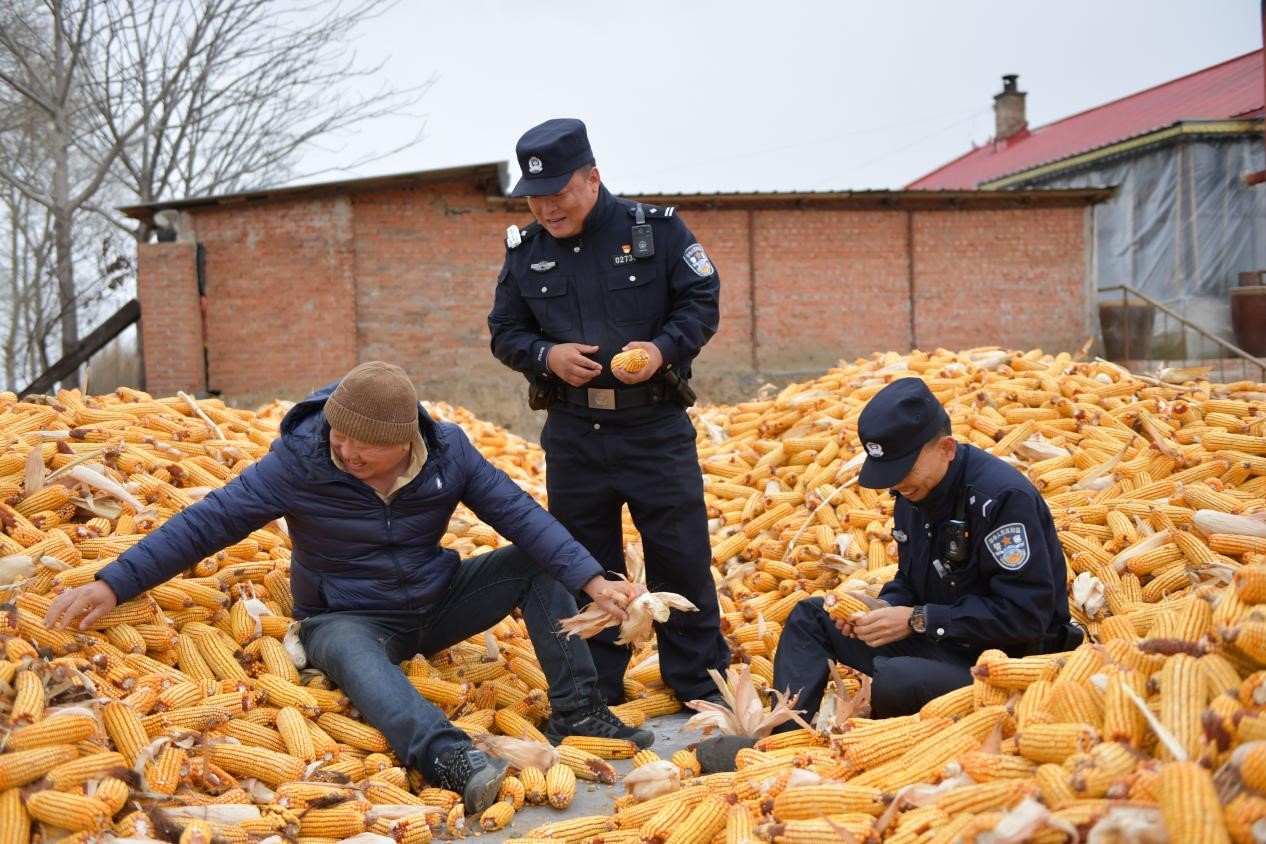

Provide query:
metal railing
left=1097, top=284, right=1266, bottom=384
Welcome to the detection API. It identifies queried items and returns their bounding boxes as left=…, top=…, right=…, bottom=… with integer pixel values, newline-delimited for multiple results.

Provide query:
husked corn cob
left=206, top=743, right=305, bottom=787
left=26, top=790, right=112, bottom=832
left=546, top=762, right=576, bottom=809
left=519, top=765, right=547, bottom=804
left=1156, top=761, right=1231, bottom=844
left=557, top=743, right=618, bottom=783
left=772, top=783, right=886, bottom=819
left=611, top=348, right=650, bottom=373
left=560, top=735, right=638, bottom=759
left=0, top=745, right=78, bottom=789
left=316, top=712, right=389, bottom=752
left=7, top=712, right=98, bottom=751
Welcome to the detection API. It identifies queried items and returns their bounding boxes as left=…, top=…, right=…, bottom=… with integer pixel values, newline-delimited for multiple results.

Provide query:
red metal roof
left=908, top=51, right=1264, bottom=189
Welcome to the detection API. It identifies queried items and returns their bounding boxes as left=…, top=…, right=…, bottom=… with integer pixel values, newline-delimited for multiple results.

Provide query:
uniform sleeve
left=488, top=256, right=554, bottom=380
left=454, top=428, right=604, bottom=592
left=651, top=222, right=720, bottom=369
left=96, top=452, right=291, bottom=603
left=922, top=490, right=1056, bottom=646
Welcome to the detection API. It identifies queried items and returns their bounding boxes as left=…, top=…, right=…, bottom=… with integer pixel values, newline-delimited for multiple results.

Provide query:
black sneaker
left=544, top=701, right=655, bottom=749
left=433, top=745, right=507, bottom=815
left=696, top=734, right=756, bottom=773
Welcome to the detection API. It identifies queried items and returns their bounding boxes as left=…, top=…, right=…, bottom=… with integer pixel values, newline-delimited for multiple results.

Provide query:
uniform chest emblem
left=892, top=529, right=907, bottom=544
left=527, top=156, right=543, bottom=174
left=530, top=260, right=556, bottom=272
left=984, top=523, right=1030, bottom=570
left=683, top=243, right=714, bottom=277
left=866, top=442, right=884, bottom=457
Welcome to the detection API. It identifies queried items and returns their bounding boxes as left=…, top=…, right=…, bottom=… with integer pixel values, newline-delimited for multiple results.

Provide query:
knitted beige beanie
left=323, top=361, right=419, bottom=444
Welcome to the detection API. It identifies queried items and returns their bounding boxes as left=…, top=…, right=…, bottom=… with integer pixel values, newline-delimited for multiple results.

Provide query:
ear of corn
left=545, top=762, right=576, bottom=809
left=2, top=352, right=1266, bottom=838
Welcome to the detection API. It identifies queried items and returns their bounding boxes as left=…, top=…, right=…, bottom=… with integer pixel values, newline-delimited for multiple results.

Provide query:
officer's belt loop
left=554, top=382, right=664, bottom=410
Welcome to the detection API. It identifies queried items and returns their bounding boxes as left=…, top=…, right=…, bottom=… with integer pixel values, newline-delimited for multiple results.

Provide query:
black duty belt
left=555, top=382, right=665, bottom=410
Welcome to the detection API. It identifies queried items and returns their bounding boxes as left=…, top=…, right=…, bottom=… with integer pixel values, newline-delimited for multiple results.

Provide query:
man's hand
left=832, top=596, right=889, bottom=638
left=547, top=343, right=602, bottom=387
left=581, top=576, right=646, bottom=622
left=851, top=605, right=914, bottom=647
left=44, top=581, right=118, bottom=631
left=611, top=341, right=663, bottom=385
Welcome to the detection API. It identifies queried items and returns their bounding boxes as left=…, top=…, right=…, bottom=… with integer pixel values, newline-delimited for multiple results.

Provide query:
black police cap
left=510, top=118, right=595, bottom=197
left=857, top=378, right=951, bottom=489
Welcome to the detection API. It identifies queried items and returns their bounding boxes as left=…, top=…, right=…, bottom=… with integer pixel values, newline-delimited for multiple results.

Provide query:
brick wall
left=187, top=196, right=360, bottom=398
left=136, top=241, right=203, bottom=396
left=137, top=177, right=1096, bottom=433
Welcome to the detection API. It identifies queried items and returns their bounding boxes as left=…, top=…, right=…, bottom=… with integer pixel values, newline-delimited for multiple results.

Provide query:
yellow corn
left=560, top=735, right=638, bottom=759
left=0, top=788, right=29, bottom=844
left=0, top=744, right=79, bottom=789
left=662, top=795, right=729, bottom=844
left=520, top=765, right=547, bottom=805
left=26, top=790, right=112, bottom=833
left=9, top=669, right=44, bottom=724
left=271, top=706, right=314, bottom=762
left=1017, top=723, right=1099, bottom=764
left=1158, top=654, right=1207, bottom=761
left=102, top=700, right=150, bottom=766
left=1156, top=761, right=1231, bottom=844
left=7, top=712, right=98, bottom=751
left=146, top=744, right=186, bottom=796
left=611, top=348, right=650, bottom=373
left=206, top=743, right=305, bottom=787
left=772, top=783, right=886, bottom=819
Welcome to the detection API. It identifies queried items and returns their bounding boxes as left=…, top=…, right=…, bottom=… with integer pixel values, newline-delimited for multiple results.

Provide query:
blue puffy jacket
left=97, top=384, right=605, bottom=618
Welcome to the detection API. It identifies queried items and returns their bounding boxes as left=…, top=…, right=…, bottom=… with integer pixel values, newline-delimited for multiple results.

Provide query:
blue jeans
left=299, top=545, right=597, bottom=779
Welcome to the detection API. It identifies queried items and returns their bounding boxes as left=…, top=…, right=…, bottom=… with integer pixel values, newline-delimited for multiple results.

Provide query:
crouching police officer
left=487, top=118, right=729, bottom=704
left=699, top=377, right=1078, bottom=771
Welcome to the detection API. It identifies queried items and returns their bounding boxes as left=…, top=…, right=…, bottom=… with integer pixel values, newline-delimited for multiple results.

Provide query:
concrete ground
left=473, top=710, right=704, bottom=841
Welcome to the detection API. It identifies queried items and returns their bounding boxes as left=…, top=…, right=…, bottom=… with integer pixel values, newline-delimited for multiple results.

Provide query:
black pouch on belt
left=661, top=370, right=697, bottom=408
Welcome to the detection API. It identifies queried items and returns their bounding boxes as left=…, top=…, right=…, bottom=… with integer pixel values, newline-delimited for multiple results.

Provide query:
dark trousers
left=299, top=545, right=596, bottom=780
left=542, top=409, right=730, bottom=703
left=772, top=598, right=981, bottom=726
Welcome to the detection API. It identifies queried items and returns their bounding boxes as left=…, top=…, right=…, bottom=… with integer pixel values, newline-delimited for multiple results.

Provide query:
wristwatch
left=908, top=605, right=927, bottom=634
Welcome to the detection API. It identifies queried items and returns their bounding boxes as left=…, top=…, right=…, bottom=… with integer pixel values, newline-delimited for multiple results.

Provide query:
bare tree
left=0, top=0, right=425, bottom=388
left=99, top=0, right=429, bottom=241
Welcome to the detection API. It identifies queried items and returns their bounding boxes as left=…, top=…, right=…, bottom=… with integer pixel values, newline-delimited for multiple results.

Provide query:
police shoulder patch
left=683, top=243, right=714, bottom=277
left=984, top=523, right=1030, bottom=570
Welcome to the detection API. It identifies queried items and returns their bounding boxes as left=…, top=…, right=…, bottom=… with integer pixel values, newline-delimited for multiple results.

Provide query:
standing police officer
left=700, top=378, right=1076, bottom=768
left=488, top=118, right=729, bottom=705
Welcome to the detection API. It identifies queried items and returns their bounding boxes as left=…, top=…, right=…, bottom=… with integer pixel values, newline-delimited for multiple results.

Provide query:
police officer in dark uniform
left=487, top=118, right=730, bottom=704
left=699, top=378, right=1078, bottom=768
left=777, top=377, right=1077, bottom=718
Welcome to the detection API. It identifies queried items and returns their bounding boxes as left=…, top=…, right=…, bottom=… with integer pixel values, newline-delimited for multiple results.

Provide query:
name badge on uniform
left=530, top=260, right=556, bottom=272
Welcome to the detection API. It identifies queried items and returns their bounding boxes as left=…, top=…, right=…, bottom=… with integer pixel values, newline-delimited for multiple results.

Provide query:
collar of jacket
left=565, top=184, right=617, bottom=242
left=276, top=382, right=446, bottom=484
left=901, top=442, right=969, bottom=521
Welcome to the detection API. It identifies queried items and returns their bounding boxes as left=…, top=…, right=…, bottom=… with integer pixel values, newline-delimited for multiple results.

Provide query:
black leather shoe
left=433, top=745, right=507, bottom=814
left=544, top=701, right=654, bottom=749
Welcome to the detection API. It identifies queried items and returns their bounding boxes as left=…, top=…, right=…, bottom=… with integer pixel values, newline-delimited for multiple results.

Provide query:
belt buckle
left=586, top=388, right=616, bottom=409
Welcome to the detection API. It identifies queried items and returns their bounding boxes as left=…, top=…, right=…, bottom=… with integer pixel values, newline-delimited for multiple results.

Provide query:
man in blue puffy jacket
left=44, top=361, right=652, bottom=814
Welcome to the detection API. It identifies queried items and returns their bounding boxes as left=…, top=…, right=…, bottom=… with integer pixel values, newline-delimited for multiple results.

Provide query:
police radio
left=631, top=203, right=655, bottom=258
left=944, top=485, right=972, bottom=567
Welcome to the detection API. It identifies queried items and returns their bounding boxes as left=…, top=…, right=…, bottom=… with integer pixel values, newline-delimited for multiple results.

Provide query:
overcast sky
left=291, top=0, right=1261, bottom=195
